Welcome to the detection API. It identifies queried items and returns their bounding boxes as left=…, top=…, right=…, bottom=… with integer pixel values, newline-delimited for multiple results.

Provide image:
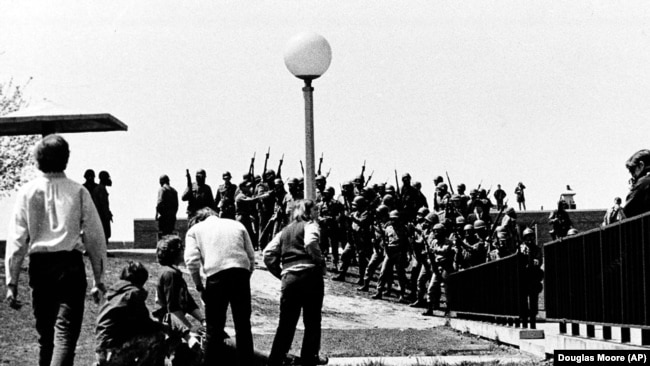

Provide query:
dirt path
left=250, top=257, right=442, bottom=333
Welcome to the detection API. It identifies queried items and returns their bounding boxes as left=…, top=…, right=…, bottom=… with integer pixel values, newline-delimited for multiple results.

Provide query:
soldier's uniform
left=411, top=212, right=438, bottom=308
left=423, top=224, right=455, bottom=315
left=235, top=185, right=259, bottom=250
left=519, top=228, right=543, bottom=328
left=215, top=181, right=237, bottom=220
left=182, top=183, right=215, bottom=220
left=333, top=196, right=372, bottom=284
left=317, top=187, right=343, bottom=269
left=372, top=210, right=409, bottom=302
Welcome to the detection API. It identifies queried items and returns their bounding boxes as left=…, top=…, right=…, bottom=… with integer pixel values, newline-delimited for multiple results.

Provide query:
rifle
left=364, top=170, right=374, bottom=187
left=277, top=154, right=284, bottom=180
left=361, top=160, right=366, bottom=181
left=477, top=179, right=483, bottom=191
left=263, top=147, right=270, bottom=177
left=394, top=169, right=401, bottom=198
left=248, top=152, right=256, bottom=178
left=487, top=185, right=493, bottom=196
left=185, top=169, right=192, bottom=187
left=318, top=152, right=323, bottom=176
left=300, top=160, right=305, bottom=175
left=325, top=168, right=331, bottom=178
left=446, top=171, right=455, bottom=195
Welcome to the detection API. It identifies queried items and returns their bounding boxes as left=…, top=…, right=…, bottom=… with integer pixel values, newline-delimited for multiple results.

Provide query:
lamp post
left=284, top=32, right=332, bottom=200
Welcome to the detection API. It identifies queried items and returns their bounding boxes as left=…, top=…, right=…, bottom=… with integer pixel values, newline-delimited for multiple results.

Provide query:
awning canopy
left=0, top=101, right=128, bottom=136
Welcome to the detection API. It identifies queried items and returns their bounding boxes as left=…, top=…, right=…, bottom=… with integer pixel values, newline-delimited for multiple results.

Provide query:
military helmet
left=401, top=172, right=411, bottom=180
left=436, top=182, right=448, bottom=190
left=353, top=196, right=366, bottom=207
left=274, top=178, right=284, bottom=186
left=342, top=180, right=353, bottom=188
left=382, top=194, right=395, bottom=206
left=463, top=224, right=474, bottom=231
left=424, top=212, right=440, bottom=224
left=417, top=207, right=430, bottom=216
left=522, top=228, right=535, bottom=237
left=455, top=216, right=466, bottom=225
left=353, top=175, right=364, bottom=184
left=385, top=185, right=396, bottom=194
left=315, top=175, right=326, bottom=182
left=473, top=219, right=486, bottom=229
left=376, top=204, right=389, bottom=216
left=433, top=223, right=445, bottom=231
left=287, top=177, right=299, bottom=186
left=389, top=210, right=400, bottom=219
left=567, top=228, right=579, bottom=236
left=325, top=186, right=335, bottom=195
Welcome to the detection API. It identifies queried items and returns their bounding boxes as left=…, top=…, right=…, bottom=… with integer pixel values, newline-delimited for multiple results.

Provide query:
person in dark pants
left=263, top=199, right=329, bottom=366
left=5, top=134, right=107, bottom=366
left=184, top=208, right=255, bottom=366
left=156, top=174, right=179, bottom=236
left=624, top=149, right=650, bottom=218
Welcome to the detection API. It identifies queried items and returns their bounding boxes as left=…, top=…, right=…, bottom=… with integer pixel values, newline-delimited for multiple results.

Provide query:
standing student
left=5, top=134, right=107, bottom=366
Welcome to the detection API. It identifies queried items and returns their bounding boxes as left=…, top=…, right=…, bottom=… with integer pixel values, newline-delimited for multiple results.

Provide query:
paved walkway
left=327, top=354, right=536, bottom=365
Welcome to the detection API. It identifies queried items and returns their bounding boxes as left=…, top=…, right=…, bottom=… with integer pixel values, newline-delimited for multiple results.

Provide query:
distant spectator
left=493, top=184, right=507, bottom=210
left=156, top=174, right=179, bottom=236
left=515, top=182, right=526, bottom=211
left=519, top=228, right=543, bottom=329
left=623, top=149, right=650, bottom=218
left=549, top=200, right=573, bottom=240
left=83, top=168, right=98, bottom=194
left=95, top=261, right=166, bottom=366
left=603, top=197, right=626, bottom=226
left=93, top=170, right=113, bottom=241
left=560, top=185, right=576, bottom=209
left=5, top=134, right=107, bottom=366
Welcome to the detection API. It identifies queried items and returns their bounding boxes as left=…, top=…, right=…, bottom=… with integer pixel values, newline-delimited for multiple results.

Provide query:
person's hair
left=34, top=134, right=69, bottom=173
left=120, top=261, right=149, bottom=288
left=626, top=150, right=650, bottom=173
left=614, top=197, right=622, bottom=204
left=189, top=207, right=218, bottom=228
left=157, top=235, right=183, bottom=266
left=98, top=170, right=110, bottom=181
left=292, top=199, right=315, bottom=222
left=84, top=169, right=95, bottom=179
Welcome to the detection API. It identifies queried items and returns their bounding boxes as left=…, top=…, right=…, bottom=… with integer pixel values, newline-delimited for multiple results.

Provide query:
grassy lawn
left=0, top=254, right=539, bottom=366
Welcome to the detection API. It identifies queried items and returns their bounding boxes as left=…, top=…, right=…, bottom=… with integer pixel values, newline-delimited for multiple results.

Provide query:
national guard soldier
left=407, top=207, right=430, bottom=303
left=333, top=196, right=373, bottom=284
left=182, top=169, right=215, bottom=221
left=315, top=175, right=327, bottom=203
left=317, top=187, right=343, bottom=271
left=215, top=171, right=237, bottom=219
left=410, top=211, right=438, bottom=308
left=269, top=178, right=288, bottom=236
left=283, top=177, right=304, bottom=224
left=433, top=183, right=451, bottom=214
left=358, top=204, right=389, bottom=292
left=235, top=181, right=261, bottom=250
left=423, top=223, right=455, bottom=316
left=372, top=210, right=409, bottom=302
left=519, top=228, right=543, bottom=328
left=399, top=173, right=420, bottom=224
left=353, top=175, right=365, bottom=196
left=413, top=181, right=429, bottom=211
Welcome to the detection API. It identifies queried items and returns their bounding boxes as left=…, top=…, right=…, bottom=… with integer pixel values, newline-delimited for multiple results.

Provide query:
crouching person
left=95, top=261, right=166, bottom=366
left=154, top=235, right=205, bottom=365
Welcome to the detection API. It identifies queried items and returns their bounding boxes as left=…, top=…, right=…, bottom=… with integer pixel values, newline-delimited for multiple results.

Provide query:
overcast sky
left=2, top=1, right=649, bottom=240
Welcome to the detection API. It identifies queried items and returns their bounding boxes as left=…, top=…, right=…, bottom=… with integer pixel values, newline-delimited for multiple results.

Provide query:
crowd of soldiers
left=179, top=161, right=543, bottom=317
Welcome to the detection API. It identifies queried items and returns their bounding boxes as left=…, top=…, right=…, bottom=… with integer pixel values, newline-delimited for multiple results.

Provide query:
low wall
left=133, top=218, right=189, bottom=249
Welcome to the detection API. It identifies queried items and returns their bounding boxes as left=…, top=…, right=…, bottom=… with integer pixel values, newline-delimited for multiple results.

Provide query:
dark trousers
left=203, top=268, right=254, bottom=366
left=157, top=215, right=177, bottom=236
left=236, top=214, right=258, bottom=250
left=29, top=251, right=87, bottom=366
left=268, top=267, right=324, bottom=366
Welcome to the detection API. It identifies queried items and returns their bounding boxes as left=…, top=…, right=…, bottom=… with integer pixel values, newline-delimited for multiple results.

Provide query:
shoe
left=357, top=285, right=369, bottom=292
left=371, top=292, right=383, bottom=300
left=422, top=309, right=434, bottom=316
left=331, top=275, right=345, bottom=282
left=409, top=300, right=427, bottom=308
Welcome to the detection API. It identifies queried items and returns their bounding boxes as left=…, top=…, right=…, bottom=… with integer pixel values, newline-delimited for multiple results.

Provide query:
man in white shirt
left=5, top=134, right=107, bottom=366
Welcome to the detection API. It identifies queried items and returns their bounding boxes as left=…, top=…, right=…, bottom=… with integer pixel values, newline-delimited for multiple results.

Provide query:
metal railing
left=447, top=252, right=525, bottom=319
left=545, top=212, right=650, bottom=326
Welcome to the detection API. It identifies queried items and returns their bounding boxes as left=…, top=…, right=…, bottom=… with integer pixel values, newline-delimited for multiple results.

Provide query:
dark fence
left=447, top=253, right=525, bottom=319
left=545, top=212, right=650, bottom=326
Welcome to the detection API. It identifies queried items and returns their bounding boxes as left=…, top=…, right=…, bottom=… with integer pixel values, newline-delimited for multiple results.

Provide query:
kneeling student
left=95, top=261, right=166, bottom=366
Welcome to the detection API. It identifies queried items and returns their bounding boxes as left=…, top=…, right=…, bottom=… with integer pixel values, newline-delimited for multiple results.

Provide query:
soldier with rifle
left=181, top=169, right=215, bottom=221
left=371, top=210, right=409, bottom=303
left=316, top=186, right=343, bottom=271
left=357, top=204, right=389, bottom=292
left=276, top=154, right=284, bottom=180
left=215, top=171, right=237, bottom=219
left=422, top=223, right=455, bottom=316
left=409, top=211, right=438, bottom=308
left=315, top=175, right=327, bottom=203
left=398, top=172, right=420, bottom=224
left=333, top=196, right=373, bottom=284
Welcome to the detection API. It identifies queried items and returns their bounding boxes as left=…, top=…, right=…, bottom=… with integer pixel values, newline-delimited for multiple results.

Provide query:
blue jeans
left=268, top=267, right=324, bottom=366
left=29, top=251, right=87, bottom=366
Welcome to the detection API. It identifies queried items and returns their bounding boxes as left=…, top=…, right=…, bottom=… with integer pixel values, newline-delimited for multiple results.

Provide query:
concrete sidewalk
left=327, top=354, right=536, bottom=365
